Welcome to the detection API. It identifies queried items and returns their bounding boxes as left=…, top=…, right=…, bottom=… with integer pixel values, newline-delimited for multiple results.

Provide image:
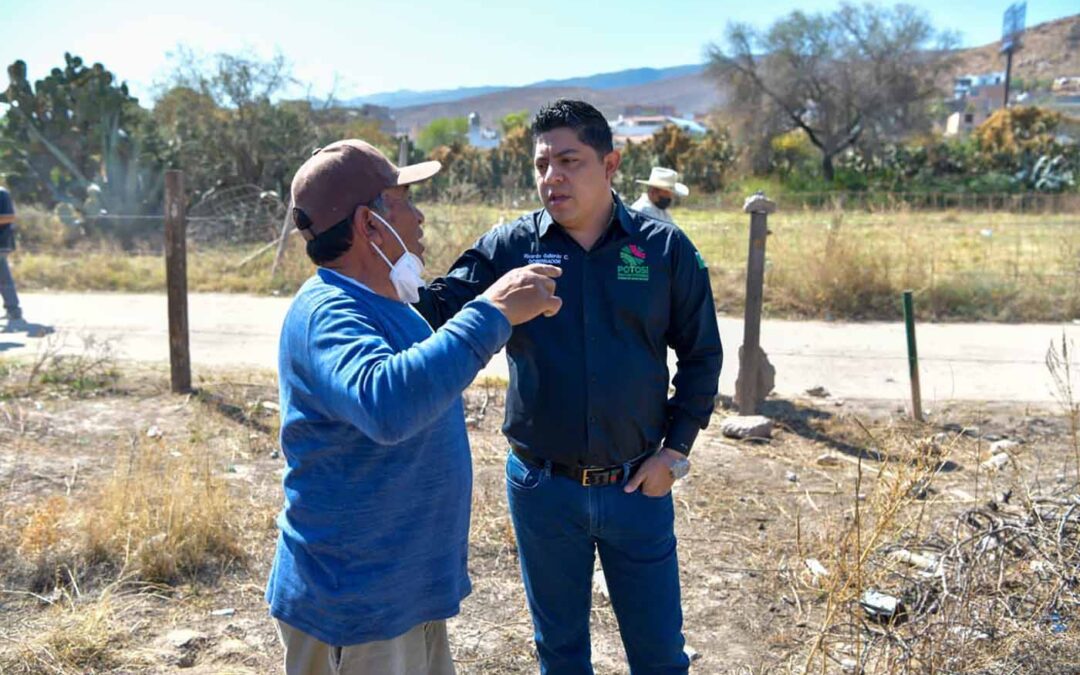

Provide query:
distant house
left=466, top=112, right=500, bottom=150
left=944, top=74, right=1006, bottom=137
left=609, top=114, right=708, bottom=146
left=953, top=72, right=1005, bottom=100
left=1052, top=77, right=1080, bottom=94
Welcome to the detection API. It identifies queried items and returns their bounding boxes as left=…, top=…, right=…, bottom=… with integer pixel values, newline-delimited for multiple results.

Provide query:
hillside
left=391, top=72, right=725, bottom=134
left=345, top=63, right=704, bottom=110
left=383, top=13, right=1078, bottom=134
left=345, top=85, right=511, bottom=109
left=948, top=13, right=1080, bottom=83
left=526, top=64, right=704, bottom=91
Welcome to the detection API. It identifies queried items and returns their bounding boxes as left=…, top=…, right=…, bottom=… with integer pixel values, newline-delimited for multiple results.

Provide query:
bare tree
left=152, top=47, right=316, bottom=202
left=707, top=3, right=956, bottom=181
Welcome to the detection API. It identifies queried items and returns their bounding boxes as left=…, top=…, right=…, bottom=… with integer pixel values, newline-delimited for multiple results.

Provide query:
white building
left=953, top=72, right=1006, bottom=100
left=608, top=115, right=708, bottom=146
left=466, top=112, right=500, bottom=150
left=944, top=72, right=1008, bottom=137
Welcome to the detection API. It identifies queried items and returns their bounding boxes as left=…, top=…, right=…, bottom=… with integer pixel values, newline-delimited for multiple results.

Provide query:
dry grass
left=8, top=204, right=1080, bottom=321
left=85, top=436, right=243, bottom=583
left=0, top=354, right=266, bottom=673
left=1, top=339, right=1077, bottom=672
left=2, top=426, right=244, bottom=591
left=679, top=207, right=1080, bottom=321
left=4, top=588, right=134, bottom=674
left=797, top=435, right=1080, bottom=674
left=782, top=336, right=1080, bottom=674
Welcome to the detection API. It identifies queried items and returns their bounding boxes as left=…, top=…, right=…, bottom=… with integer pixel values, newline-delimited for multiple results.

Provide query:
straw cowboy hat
left=636, top=167, right=689, bottom=197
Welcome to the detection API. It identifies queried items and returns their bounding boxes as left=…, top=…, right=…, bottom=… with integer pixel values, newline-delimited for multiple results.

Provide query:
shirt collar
left=319, top=267, right=376, bottom=296
left=537, top=191, right=639, bottom=239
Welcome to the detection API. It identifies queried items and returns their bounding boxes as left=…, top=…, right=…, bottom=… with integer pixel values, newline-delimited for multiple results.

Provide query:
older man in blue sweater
left=267, top=140, right=563, bottom=675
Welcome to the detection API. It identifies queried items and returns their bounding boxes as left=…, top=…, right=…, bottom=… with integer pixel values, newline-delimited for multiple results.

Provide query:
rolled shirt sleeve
left=662, top=231, right=722, bottom=454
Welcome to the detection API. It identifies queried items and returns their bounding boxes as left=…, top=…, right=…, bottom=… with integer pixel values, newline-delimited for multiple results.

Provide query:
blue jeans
left=0, top=254, right=20, bottom=319
left=506, top=452, right=689, bottom=675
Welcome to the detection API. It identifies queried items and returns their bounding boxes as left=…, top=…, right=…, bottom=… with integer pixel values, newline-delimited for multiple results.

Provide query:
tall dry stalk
left=802, top=420, right=949, bottom=674
left=1046, top=333, right=1079, bottom=484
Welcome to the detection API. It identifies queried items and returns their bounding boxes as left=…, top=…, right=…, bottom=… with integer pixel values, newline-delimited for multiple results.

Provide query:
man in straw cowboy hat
left=267, top=139, right=563, bottom=675
left=630, top=167, right=689, bottom=225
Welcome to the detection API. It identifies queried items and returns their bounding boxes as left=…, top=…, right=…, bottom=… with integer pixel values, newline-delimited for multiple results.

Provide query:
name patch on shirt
left=523, top=253, right=568, bottom=266
left=617, top=244, right=649, bottom=282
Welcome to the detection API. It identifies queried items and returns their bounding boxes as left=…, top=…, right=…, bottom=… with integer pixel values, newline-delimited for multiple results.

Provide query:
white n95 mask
left=369, top=211, right=426, bottom=304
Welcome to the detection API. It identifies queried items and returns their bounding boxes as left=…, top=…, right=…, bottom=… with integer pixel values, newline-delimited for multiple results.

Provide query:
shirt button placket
left=582, top=260, right=596, bottom=454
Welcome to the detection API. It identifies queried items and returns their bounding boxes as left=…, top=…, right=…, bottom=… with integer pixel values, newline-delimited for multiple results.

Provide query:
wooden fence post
left=735, top=192, right=777, bottom=414
left=164, top=170, right=191, bottom=394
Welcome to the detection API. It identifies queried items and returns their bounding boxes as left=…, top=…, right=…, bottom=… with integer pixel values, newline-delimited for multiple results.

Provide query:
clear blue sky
left=5, top=0, right=1077, bottom=103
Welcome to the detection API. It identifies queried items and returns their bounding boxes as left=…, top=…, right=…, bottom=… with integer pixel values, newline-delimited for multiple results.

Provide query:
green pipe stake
left=903, top=290, right=923, bottom=422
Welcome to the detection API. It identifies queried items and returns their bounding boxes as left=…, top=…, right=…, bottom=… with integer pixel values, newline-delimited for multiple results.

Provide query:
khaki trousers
left=275, top=619, right=455, bottom=675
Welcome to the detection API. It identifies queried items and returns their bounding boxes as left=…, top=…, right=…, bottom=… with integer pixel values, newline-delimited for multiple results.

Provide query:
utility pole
left=1000, top=2, right=1026, bottom=108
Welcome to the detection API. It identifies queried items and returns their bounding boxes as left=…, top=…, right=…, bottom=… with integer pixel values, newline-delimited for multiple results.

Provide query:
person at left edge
left=0, top=186, right=26, bottom=332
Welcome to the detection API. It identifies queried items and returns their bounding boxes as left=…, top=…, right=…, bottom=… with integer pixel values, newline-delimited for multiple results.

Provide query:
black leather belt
left=512, top=447, right=653, bottom=487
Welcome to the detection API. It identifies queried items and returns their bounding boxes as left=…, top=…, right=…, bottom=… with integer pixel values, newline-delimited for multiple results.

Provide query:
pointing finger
left=527, top=264, right=563, bottom=278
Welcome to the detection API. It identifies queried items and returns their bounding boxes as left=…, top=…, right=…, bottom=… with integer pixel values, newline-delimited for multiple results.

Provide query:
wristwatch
left=663, top=452, right=691, bottom=480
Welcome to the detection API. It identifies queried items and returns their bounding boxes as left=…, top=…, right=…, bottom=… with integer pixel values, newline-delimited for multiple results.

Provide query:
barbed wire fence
left=685, top=190, right=1080, bottom=214
left=186, top=184, right=287, bottom=246
left=11, top=179, right=1080, bottom=400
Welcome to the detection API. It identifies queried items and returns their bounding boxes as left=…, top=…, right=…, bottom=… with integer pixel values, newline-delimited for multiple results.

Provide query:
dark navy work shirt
left=415, top=193, right=722, bottom=467
left=0, top=187, right=15, bottom=252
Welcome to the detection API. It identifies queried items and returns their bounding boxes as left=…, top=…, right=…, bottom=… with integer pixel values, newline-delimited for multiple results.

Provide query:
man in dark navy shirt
left=0, top=187, right=25, bottom=331
left=415, top=100, right=721, bottom=674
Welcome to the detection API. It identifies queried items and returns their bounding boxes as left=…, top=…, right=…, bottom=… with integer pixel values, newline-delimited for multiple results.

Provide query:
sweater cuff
left=440, top=297, right=512, bottom=362
left=663, top=414, right=701, bottom=456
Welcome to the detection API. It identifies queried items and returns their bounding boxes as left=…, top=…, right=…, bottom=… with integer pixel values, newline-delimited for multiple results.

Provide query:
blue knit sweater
left=266, top=268, right=511, bottom=645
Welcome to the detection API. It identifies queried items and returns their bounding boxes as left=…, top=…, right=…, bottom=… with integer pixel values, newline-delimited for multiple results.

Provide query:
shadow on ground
left=720, top=395, right=961, bottom=472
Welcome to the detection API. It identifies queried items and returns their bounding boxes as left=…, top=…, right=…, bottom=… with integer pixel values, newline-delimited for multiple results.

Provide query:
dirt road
left=3, top=291, right=1077, bottom=403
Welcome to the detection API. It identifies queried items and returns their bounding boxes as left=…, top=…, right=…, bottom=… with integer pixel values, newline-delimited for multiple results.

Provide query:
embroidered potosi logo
left=617, top=244, right=649, bottom=281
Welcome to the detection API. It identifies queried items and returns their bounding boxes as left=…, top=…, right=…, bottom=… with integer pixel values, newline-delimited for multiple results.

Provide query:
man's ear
left=354, top=205, right=383, bottom=247
left=604, top=149, right=622, bottom=181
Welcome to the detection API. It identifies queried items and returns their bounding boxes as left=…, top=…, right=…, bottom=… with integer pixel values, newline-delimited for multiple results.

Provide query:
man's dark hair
left=304, top=214, right=354, bottom=265
left=299, top=195, right=387, bottom=266
left=531, top=99, right=613, bottom=159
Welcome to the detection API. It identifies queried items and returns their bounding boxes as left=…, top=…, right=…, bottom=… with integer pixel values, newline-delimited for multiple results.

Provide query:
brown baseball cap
left=289, top=139, right=441, bottom=240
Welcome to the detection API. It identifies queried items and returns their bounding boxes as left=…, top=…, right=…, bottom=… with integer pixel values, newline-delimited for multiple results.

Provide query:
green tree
left=499, top=110, right=530, bottom=135
left=0, top=54, right=165, bottom=214
left=681, top=129, right=737, bottom=193
left=615, top=140, right=657, bottom=197
left=974, top=107, right=1063, bottom=161
left=650, top=125, right=695, bottom=172
left=416, top=117, right=468, bottom=153
left=490, top=125, right=535, bottom=195
left=769, top=129, right=816, bottom=177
